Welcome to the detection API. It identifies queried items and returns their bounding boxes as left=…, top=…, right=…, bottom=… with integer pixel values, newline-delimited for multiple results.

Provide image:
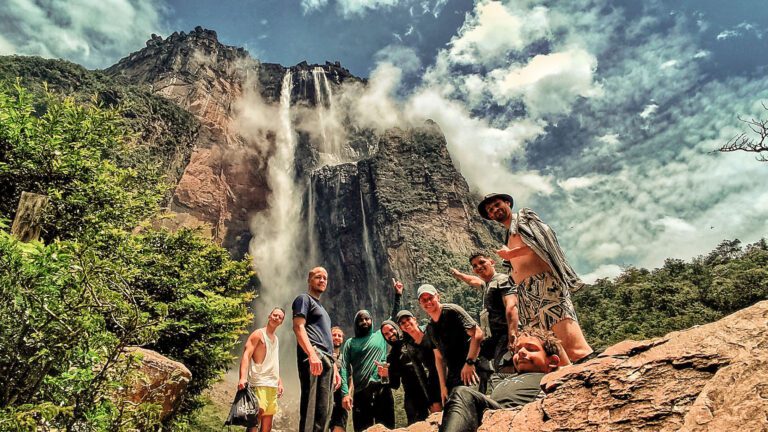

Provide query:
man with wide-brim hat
left=477, top=193, right=594, bottom=364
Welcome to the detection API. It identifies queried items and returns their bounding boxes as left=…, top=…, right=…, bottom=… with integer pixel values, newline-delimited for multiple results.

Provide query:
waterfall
left=249, top=70, right=303, bottom=296
left=311, top=66, right=349, bottom=165
left=311, top=67, right=329, bottom=150
left=359, top=184, right=377, bottom=285
left=247, top=71, right=304, bottom=402
left=306, top=175, right=320, bottom=268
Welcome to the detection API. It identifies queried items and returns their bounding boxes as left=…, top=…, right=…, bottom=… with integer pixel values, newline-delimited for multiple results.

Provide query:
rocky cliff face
left=107, top=27, right=366, bottom=255
left=106, top=27, right=499, bottom=330
left=368, top=300, right=768, bottom=432
left=313, top=123, right=497, bottom=324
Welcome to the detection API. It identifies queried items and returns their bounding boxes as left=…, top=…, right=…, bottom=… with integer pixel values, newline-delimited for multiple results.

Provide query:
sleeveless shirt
left=248, top=328, right=280, bottom=387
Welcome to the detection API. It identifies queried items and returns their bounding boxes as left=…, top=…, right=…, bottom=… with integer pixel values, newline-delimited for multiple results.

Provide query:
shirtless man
left=478, top=193, right=593, bottom=363
left=238, top=307, right=286, bottom=432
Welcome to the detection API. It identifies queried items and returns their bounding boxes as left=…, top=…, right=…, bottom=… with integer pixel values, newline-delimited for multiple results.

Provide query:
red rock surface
left=366, top=300, right=768, bottom=432
left=120, top=347, right=192, bottom=420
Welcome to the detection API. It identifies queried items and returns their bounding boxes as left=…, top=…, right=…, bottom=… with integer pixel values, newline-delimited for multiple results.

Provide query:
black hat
left=395, top=310, right=414, bottom=322
left=477, top=193, right=514, bottom=220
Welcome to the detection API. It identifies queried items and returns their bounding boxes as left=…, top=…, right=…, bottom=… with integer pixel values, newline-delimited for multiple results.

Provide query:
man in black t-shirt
left=292, top=267, right=340, bottom=432
left=417, top=284, right=484, bottom=404
left=451, top=252, right=519, bottom=372
left=438, top=327, right=562, bottom=432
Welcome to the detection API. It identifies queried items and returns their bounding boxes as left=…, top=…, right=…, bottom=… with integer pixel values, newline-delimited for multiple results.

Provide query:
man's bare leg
left=551, top=318, right=593, bottom=362
left=259, top=415, right=273, bottom=432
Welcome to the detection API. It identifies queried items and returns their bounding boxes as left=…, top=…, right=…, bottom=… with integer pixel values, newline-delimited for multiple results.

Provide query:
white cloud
left=580, top=264, right=623, bottom=284
left=374, top=45, right=421, bottom=74
left=653, top=216, right=697, bottom=235
left=597, top=133, right=620, bottom=146
left=558, top=176, right=598, bottom=192
left=716, top=29, right=739, bottom=40
left=300, top=0, right=329, bottom=13
left=693, top=50, right=710, bottom=59
left=447, top=1, right=549, bottom=66
left=660, top=59, right=678, bottom=69
left=0, top=0, right=167, bottom=68
left=640, top=103, right=658, bottom=119
left=403, top=88, right=552, bottom=199
left=337, top=0, right=401, bottom=17
left=340, top=62, right=405, bottom=131
left=489, top=48, right=601, bottom=116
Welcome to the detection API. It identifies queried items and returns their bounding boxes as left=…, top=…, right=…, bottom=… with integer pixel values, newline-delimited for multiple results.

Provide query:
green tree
left=575, top=238, right=768, bottom=350
left=0, top=83, right=164, bottom=241
left=103, top=228, right=254, bottom=412
left=0, top=229, right=161, bottom=431
left=0, top=83, right=254, bottom=430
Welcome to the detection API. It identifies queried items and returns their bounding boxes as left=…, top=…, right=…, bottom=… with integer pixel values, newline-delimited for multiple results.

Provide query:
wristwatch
left=465, top=358, right=478, bottom=366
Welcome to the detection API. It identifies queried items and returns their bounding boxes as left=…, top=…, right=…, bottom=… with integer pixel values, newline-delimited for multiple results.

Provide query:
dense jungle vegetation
left=0, top=81, right=253, bottom=431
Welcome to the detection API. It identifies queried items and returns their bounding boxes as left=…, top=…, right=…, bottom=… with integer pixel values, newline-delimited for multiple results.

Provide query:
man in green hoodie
left=339, top=280, right=401, bottom=432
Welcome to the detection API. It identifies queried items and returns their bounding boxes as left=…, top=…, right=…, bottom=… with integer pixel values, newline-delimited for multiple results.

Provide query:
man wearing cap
left=417, top=284, right=484, bottom=404
left=378, top=310, right=442, bottom=424
left=338, top=280, right=402, bottom=431
left=478, top=193, right=593, bottom=363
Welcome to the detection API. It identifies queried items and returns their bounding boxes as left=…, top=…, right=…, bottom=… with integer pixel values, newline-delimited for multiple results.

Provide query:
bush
left=0, top=83, right=253, bottom=430
left=0, top=229, right=161, bottom=431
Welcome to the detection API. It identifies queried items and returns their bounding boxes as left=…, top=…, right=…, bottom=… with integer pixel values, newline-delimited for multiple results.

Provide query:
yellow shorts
left=252, top=386, right=279, bottom=416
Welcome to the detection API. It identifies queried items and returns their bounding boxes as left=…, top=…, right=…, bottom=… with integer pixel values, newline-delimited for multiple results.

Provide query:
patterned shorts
left=517, top=272, right=578, bottom=330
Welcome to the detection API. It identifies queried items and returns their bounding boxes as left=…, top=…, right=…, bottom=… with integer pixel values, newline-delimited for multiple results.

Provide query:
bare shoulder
left=248, top=327, right=265, bottom=344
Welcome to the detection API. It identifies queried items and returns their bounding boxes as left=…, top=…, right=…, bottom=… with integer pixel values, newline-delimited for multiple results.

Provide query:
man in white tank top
left=238, top=307, right=286, bottom=432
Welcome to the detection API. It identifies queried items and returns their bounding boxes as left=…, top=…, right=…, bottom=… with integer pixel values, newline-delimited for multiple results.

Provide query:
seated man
left=438, top=327, right=561, bottom=432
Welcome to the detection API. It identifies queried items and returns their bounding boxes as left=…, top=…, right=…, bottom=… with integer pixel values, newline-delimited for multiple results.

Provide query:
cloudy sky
left=3, top=0, right=768, bottom=282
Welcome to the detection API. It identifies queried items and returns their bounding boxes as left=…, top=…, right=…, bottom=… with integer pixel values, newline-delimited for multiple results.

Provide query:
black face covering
left=354, top=310, right=373, bottom=338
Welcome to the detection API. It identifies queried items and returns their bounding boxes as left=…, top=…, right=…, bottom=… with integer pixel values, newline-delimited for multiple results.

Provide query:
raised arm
left=450, top=268, right=485, bottom=289
left=389, top=278, right=403, bottom=319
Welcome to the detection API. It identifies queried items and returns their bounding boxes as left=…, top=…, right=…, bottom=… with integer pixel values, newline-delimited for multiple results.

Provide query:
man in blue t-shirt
left=292, top=267, right=340, bottom=432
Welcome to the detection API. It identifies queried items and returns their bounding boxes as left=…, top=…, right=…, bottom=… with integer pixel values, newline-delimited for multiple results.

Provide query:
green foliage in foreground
left=0, top=84, right=165, bottom=241
left=0, top=83, right=253, bottom=430
left=0, top=229, right=161, bottom=431
left=101, top=228, right=254, bottom=412
left=575, top=238, right=768, bottom=350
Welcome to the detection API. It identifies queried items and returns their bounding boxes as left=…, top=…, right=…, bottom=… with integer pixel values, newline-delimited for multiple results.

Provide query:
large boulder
left=368, top=300, right=768, bottom=432
left=120, top=347, right=192, bottom=420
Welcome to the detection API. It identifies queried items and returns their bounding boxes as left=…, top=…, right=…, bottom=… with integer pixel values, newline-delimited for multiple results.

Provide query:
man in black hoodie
left=379, top=309, right=442, bottom=424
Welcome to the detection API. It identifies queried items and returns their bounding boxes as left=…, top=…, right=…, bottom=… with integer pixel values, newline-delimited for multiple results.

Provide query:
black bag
left=224, top=384, right=260, bottom=428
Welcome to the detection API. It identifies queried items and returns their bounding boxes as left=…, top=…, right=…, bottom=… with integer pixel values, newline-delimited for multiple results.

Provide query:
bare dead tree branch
left=717, top=102, right=768, bottom=162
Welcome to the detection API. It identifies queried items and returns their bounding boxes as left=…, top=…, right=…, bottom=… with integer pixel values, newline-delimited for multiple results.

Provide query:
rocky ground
left=367, top=300, right=768, bottom=432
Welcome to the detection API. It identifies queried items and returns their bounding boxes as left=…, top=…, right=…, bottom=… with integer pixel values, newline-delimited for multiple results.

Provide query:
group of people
left=237, top=193, right=595, bottom=432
